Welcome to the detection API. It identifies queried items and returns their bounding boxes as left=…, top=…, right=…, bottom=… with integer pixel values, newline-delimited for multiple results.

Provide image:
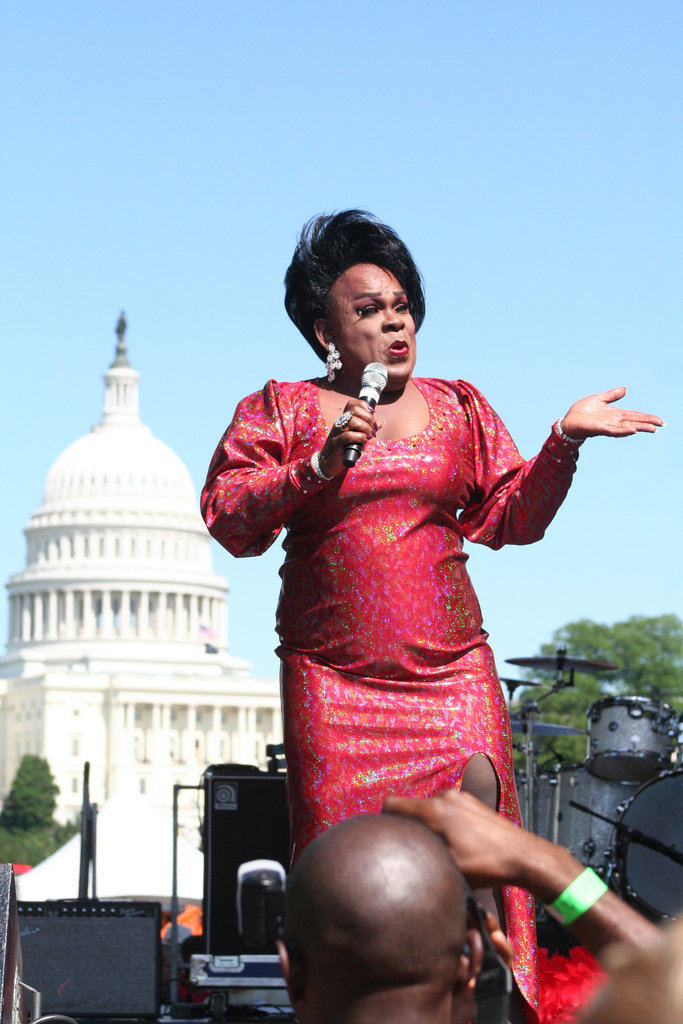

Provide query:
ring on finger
left=334, top=411, right=353, bottom=430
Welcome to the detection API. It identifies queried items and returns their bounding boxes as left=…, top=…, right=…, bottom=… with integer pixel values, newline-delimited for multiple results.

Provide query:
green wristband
left=549, top=868, right=608, bottom=925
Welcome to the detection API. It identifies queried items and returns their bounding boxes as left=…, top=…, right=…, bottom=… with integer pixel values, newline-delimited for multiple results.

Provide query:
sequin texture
left=202, top=376, right=581, bottom=1019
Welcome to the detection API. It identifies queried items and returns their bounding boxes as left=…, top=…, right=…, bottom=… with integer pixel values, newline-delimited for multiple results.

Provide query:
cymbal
left=499, top=677, right=541, bottom=688
left=509, top=718, right=584, bottom=736
left=506, top=655, right=619, bottom=672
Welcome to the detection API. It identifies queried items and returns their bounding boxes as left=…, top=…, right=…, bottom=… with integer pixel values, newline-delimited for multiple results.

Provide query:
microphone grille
left=361, top=362, right=388, bottom=392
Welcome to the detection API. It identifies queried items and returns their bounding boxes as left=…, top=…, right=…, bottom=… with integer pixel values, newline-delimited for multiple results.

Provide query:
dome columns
left=7, top=584, right=227, bottom=650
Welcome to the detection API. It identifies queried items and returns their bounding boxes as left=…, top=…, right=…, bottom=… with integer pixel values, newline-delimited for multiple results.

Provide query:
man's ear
left=276, top=938, right=305, bottom=1002
left=459, top=927, right=484, bottom=992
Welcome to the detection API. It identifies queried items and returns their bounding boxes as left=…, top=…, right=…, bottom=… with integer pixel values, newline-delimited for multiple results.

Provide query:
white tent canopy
left=15, top=791, right=204, bottom=904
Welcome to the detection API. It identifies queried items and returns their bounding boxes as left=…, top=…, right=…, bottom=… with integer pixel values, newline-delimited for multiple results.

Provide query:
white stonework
left=0, top=318, right=282, bottom=823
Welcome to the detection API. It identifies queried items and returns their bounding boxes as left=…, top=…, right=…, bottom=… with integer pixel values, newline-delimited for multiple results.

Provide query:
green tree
left=0, top=756, right=79, bottom=865
left=0, top=755, right=59, bottom=831
left=511, top=614, right=683, bottom=768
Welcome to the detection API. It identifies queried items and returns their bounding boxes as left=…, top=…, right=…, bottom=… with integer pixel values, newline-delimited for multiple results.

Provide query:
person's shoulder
left=416, top=377, right=489, bottom=402
left=238, top=378, right=311, bottom=405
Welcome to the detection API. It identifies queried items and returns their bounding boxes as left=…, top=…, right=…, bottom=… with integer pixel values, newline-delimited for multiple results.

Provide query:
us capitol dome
left=0, top=315, right=282, bottom=821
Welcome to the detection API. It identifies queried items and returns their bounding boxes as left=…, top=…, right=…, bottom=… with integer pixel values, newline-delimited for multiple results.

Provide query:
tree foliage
left=0, top=755, right=79, bottom=865
left=0, top=755, right=59, bottom=831
left=510, top=614, right=683, bottom=768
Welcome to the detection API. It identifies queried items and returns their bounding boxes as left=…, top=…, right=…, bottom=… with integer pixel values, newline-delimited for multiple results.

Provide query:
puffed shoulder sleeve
left=455, top=381, right=582, bottom=549
left=201, top=380, right=330, bottom=557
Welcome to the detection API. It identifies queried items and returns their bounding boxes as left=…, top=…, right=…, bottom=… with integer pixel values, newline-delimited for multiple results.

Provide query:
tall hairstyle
left=284, top=209, right=426, bottom=361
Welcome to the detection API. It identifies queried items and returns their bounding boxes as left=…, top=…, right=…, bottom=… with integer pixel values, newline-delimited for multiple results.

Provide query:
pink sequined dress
left=202, top=376, right=581, bottom=1017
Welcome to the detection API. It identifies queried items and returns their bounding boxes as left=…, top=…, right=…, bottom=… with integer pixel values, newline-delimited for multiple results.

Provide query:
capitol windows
left=99, top=536, right=105, bottom=557
left=93, top=593, right=103, bottom=633
left=115, top=538, right=121, bottom=558
left=112, top=595, right=121, bottom=632
left=83, top=535, right=89, bottom=558
left=130, top=595, right=139, bottom=631
left=72, top=736, right=80, bottom=758
left=139, top=778, right=147, bottom=795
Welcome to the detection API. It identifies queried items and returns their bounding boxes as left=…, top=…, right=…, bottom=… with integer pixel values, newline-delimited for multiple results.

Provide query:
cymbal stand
left=517, top=649, right=576, bottom=832
left=517, top=698, right=539, bottom=832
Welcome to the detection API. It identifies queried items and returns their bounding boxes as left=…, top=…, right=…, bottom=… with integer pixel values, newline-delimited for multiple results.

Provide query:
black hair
left=284, top=209, right=426, bottom=361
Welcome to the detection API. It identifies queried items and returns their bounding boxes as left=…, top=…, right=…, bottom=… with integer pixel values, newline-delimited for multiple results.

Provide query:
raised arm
left=383, top=789, right=659, bottom=956
left=559, top=386, right=664, bottom=440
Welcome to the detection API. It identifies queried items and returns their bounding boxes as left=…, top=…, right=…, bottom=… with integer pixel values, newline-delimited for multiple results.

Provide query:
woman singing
left=201, top=210, right=662, bottom=1019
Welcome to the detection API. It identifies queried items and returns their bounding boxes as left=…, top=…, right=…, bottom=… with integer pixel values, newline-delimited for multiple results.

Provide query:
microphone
left=343, top=362, right=388, bottom=467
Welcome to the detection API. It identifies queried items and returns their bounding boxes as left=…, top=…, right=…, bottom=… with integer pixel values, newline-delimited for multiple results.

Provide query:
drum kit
left=505, top=647, right=683, bottom=921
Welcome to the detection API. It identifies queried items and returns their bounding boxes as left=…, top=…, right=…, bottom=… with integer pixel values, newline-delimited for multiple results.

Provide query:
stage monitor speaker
left=17, top=900, right=160, bottom=1018
left=0, top=866, right=24, bottom=1024
left=203, top=764, right=289, bottom=956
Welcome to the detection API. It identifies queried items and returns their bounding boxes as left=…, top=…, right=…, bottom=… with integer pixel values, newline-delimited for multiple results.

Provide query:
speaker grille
left=18, top=901, right=160, bottom=1017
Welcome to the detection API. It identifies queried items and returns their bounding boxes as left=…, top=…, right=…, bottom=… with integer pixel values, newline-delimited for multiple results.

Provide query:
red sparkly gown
left=202, top=376, right=581, bottom=1017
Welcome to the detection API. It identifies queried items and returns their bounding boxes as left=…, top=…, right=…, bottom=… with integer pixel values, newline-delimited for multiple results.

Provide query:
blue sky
left=2, top=1, right=681, bottom=682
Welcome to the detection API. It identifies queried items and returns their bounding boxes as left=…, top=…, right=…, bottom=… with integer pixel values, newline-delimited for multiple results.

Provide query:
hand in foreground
left=317, top=399, right=380, bottom=477
left=561, top=387, right=664, bottom=441
left=384, top=789, right=536, bottom=890
left=384, top=788, right=660, bottom=954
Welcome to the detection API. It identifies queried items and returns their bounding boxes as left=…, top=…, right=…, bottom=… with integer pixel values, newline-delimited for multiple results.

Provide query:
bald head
left=281, top=814, right=467, bottom=1020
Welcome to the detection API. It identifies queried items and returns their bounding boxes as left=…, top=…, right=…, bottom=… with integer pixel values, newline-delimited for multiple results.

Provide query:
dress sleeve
left=201, top=380, right=329, bottom=557
left=455, top=381, right=581, bottom=550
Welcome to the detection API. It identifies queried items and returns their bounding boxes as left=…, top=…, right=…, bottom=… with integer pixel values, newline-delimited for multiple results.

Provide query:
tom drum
left=586, top=696, right=676, bottom=782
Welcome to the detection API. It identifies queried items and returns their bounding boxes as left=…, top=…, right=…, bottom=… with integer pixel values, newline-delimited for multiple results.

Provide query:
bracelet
left=554, top=419, right=584, bottom=445
left=548, top=867, right=608, bottom=925
left=311, top=451, right=334, bottom=481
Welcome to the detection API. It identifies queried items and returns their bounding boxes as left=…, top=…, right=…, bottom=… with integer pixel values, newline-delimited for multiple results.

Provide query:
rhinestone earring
left=326, top=341, right=342, bottom=382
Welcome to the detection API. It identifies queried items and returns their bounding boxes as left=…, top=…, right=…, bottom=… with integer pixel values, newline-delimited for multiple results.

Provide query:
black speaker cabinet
left=203, top=765, right=289, bottom=955
left=17, top=900, right=160, bottom=1017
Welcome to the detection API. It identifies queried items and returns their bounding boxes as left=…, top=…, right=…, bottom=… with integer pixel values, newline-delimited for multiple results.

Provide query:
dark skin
left=310, top=261, right=664, bottom=1018
left=312, top=263, right=663, bottom=478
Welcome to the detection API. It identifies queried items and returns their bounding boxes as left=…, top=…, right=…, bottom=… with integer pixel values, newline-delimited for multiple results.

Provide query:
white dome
left=40, top=424, right=200, bottom=517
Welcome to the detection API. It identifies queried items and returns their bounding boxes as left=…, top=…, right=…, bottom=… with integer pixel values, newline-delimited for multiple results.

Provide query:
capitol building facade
left=0, top=317, right=282, bottom=822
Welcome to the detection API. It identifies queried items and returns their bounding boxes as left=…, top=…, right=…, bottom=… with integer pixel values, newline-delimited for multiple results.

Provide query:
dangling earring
left=326, top=341, right=342, bottom=383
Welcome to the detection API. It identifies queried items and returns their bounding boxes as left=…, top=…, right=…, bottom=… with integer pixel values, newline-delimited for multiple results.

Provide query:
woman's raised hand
left=317, top=399, right=380, bottom=478
left=561, top=387, right=664, bottom=441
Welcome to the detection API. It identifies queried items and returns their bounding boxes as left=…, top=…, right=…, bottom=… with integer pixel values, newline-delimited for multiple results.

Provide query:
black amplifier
left=18, top=900, right=160, bottom=1017
left=202, top=764, right=289, bottom=955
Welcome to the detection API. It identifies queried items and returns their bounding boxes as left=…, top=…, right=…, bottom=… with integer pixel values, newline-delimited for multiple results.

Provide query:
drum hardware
left=546, top=767, right=638, bottom=879
left=510, top=720, right=584, bottom=736
left=500, top=677, right=541, bottom=700
left=506, top=646, right=619, bottom=676
left=568, top=797, right=683, bottom=867
left=511, top=652, right=591, bottom=830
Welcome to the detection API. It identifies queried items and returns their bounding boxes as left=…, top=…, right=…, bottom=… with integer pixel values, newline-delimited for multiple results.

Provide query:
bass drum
left=616, top=771, right=683, bottom=920
left=550, top=765, right=639, bottom=872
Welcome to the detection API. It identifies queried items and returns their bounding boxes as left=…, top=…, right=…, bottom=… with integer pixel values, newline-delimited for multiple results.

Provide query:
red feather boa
left=537, top=946, right=606, bottom=1024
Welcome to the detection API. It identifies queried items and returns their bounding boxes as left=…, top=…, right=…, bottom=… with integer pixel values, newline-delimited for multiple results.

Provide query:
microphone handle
left=343, top=396, right=378, bottom=468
